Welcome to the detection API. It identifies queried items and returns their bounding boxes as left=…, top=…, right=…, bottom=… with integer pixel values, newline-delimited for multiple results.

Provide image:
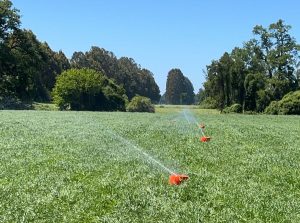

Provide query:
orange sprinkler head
left=169, top=174, right=189, bottom=185
left=200, top=136, right=211, bottom=142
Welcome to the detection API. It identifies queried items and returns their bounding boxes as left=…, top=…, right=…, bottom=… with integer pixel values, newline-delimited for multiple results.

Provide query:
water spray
left=198, top=123, right=206, bottom=136
left=183, top=109, right=212, bottom=142
left=104, top=128, right=189, bottom=185
left=183, top=110, right=191, bottom=124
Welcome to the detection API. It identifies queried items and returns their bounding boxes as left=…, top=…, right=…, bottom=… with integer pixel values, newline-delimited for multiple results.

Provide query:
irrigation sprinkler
left=200, top=136, right=211, bottom=142
left=199, top=124, right=205, bottom=129
left=198, top=125, right=211, bottom=142
left=103, top=127, right=189, bottom=185
left=198, top=125, right=206, bottom=137
left=169, top=174, right=189, bottom=185
left=183, top=109, right=211, bottom=141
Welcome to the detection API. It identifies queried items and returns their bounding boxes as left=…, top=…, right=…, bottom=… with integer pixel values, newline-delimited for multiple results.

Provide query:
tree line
left=0, top=0, right=160, bottom=110
left=70, top=47, right=160, bottom=102
left=0, top=0, right=70, bottom=102
left=199, top=20, right=300, bottom=113
left=4, top=1, right=298, bottom=112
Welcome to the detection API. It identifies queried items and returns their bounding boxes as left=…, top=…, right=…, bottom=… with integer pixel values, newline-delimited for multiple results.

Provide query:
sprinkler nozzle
left=199, top=124, right=205, bottom=129
left=200, top=136, right=211, bottom=142
left=169, top=174, right=189, bottom=185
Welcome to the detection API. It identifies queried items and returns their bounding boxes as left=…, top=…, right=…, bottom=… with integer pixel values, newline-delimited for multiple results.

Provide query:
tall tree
left=138, top=68, right=160, bottom=102
left=183, top=76, right=195, bottom=104
left=244, top=73, right=266, bottom=111
left=70, top=51, right=89, bottom=69
left=55, top=50, right=71, bottom=71
left=86, top=46, right=119, bottom=80
left=165, top=68, right=194, bottom=104
left=0, top=0, right=20, bottom=97
left=230, top=47, right=248, bottom=106
left=202, top=20, right=300, bottom=112
left=253, top=19, right=299, bottom=99
left=218, top=52, right=233, bottom=107
left=0, top=0, right=20, bottom=42
left=2, top=27, right=70, bottom=101
left=70, top=48, right=160, bottom=101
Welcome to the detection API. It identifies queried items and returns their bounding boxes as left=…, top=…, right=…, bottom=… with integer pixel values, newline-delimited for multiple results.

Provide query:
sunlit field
left=1, top=108, right=300, bottom=222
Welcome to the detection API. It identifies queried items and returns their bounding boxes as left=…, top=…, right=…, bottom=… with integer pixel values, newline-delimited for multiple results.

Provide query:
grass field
left=0, top=107, right=300, bottom=222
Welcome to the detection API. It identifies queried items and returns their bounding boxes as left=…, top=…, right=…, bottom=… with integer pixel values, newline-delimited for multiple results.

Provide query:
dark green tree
left=165, top=68, right=194, bottom=104
left=117, top=57, right=141, bottom=99
left=0, top=0, right=20, bottom=97
left=86, top=46, right=119, bottom=80
left=70, top=51, right=89, bottom=69
left=195, top=88, right=206, bottom=105
left=5, top=29, right=44, bottom=100
left=183, top=76, right=195, bottom=104
left=0, top=0, right=70, bottom=103
left=244, top=73, right=267, bottom=111
left=70, top=48, right=160, bottom=102
left=253, top=19, right=299, bottom=99
left=230, top=47, right=249, bottom=106
left=5, top=29, right=70, bottom=101
left=115, top=57, right=160, bottom=101
left=55, top=50, right=71, bottom=72
left=219, top=52, right=234, bottom=107
left=138, top=68, right=160, bottom=102
left=202, top=20, right=300, bottom=112
left=0, top=0, right=20, bottom=42
left=204, top=60, right=226, bottom=110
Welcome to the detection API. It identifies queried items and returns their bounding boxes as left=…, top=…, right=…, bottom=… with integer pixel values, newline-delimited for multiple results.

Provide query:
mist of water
left=104, top=127, right=176, bottom=175
left=182, top=109, right=205, bottom=136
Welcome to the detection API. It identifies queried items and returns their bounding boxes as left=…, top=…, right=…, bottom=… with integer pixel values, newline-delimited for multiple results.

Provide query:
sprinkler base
left=200, top=136, right=211, bottom=142
left=169, top=174, right=189, bottom=185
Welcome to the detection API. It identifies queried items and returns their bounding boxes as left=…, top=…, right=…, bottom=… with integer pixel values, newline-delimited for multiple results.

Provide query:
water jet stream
left=104, top=128, right=176, bottom=175
left=182, top=109, right=205, bottom=136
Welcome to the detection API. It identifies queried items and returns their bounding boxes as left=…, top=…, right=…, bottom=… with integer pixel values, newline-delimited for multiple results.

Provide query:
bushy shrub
left=223, top=103, right=243, bottom=114
left=0, top=96, right=31, bottom=110
left=127, top=96, right=155, bottom=113
left=32, top=103, right=58, bottom=111
left=52, top=69, right=126, bottom=111
left=265, top=90, right=300, bottom=115
left=199, top=97, right=218, bottom=109
left=264, top=101, right=279, bottom=115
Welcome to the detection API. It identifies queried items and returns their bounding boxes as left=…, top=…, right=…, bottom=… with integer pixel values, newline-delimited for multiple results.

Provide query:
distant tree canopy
left=0, top=0, right=70, bottom=102
left=195, top=88, right=205, bottom=105
left=202, top=19, right=300, bottom=113
left=3, top=0, right=299, bottom=115
left=52, top=69, right=126, bottom=111
left=70, top=47, right=160, bottom=102
left=0, top=0, right=161, bottom=108
left=0, top=0, right=20, bottom=41
left=165, top=69, right=195, bottom=104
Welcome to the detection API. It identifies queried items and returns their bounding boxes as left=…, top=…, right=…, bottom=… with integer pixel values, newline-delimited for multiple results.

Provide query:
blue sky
left=12, top=0, right=300, bottom=94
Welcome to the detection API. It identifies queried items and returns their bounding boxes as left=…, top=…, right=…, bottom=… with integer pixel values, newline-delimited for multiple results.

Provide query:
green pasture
left=0, top=108, right=299, bottom=222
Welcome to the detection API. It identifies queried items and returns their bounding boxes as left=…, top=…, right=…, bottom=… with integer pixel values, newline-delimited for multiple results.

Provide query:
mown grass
left=32, top=102, right=58, bottom=111
left=155, top=105, right=219, bottom=114
left=0, top=109, right=299, bottom=222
